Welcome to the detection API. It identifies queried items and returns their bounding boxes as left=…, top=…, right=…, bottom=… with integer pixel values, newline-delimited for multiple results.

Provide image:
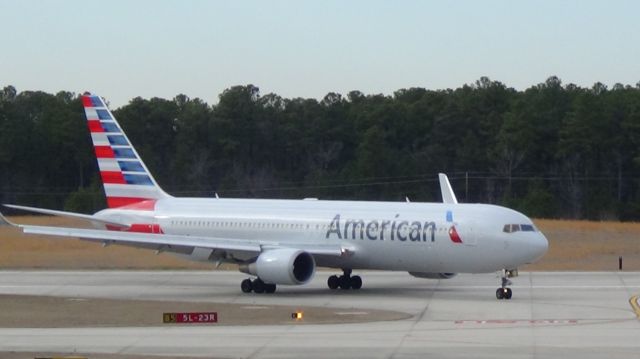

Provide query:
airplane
left=0, top=93, right=548, bottom=300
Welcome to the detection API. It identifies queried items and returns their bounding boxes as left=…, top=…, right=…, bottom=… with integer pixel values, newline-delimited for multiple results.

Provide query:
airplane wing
left=4, top=204, right=130, bottom=229
left=1, top=213, right=345, bottom=257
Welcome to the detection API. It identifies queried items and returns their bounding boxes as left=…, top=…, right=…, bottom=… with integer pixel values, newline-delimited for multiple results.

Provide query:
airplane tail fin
left=81, top=93, right=171, bottom=209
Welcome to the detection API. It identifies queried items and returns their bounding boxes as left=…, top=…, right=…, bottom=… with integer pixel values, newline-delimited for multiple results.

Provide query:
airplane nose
left=530, top=232, right=549, bottom=262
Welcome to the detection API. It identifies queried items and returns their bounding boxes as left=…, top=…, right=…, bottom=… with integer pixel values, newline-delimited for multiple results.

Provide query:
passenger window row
left=170, top=220, right=315, bottom=230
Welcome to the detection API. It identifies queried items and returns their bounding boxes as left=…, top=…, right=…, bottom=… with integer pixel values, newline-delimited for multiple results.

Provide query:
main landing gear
left=328, top=269, right=362, bottom=290
left=495, top=269, right=515, bottom=300
left=241, top=278, right=276, bottom=294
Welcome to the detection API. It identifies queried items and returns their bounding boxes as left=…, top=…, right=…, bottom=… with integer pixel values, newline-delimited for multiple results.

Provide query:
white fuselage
left=96, top=198, right=548, bottom=274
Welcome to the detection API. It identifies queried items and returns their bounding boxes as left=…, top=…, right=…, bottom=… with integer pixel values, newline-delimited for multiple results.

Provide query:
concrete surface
left=0, top=294, right=408, bottom=327
left=0, top=271, right=638, bottom=358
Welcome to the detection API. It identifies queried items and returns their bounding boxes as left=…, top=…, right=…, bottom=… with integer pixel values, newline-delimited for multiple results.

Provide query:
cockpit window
left=520, top=224, right=535, bottom=232
left=503, top=224, right=536, bottom=233
left=503, top=224, right=520, bottom=233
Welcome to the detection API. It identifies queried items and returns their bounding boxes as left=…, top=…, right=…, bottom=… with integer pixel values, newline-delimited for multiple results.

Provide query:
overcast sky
left=2, top=0, right=639, bottom=108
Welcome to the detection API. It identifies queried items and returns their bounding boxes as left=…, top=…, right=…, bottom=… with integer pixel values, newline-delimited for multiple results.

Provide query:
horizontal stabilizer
left=438, top=173, right=458, bottom=204
left=3, top=204, right=129, bottom=228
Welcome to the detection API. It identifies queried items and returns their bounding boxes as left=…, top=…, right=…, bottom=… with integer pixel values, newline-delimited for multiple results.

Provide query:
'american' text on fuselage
left=325, top=214, right=436, bottom=242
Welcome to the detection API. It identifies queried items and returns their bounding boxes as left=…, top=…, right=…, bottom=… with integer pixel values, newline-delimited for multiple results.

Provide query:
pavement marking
left=334, top=311, right=369, bottom=315
left=629, top=295, right=640, bottom=319
left=454, top=319, right=578, bottom=325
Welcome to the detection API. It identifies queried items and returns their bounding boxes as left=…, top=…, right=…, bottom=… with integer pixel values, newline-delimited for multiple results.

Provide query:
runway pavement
left=0, top=270, right=639, bottom=358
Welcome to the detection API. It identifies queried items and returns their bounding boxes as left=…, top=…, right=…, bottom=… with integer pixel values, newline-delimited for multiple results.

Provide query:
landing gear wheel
left=496, top=269, right=514, bottom=300
left=339, top=275, right=351, bottom=290
left=329, top=269, right=363, bottom=291
left=504, top=287, right=512, bottom=300
left=241, top=279, right=253, bottom=293
left=328, top=275, right=339, bottom=290
left=265, top=283, right=277, bottom=294
left=252, top=278, right=265, bottom=294
left=350, top=275, right=362, bottom=290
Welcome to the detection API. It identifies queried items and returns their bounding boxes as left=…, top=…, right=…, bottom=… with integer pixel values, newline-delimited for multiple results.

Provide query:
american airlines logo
left=325, top=214, right=436, bottom=242
left=448, top=226, right=462, bottom=243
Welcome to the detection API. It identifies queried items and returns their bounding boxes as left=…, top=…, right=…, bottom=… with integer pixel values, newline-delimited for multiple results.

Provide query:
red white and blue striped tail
left=81, top=93, right=170, bottom=209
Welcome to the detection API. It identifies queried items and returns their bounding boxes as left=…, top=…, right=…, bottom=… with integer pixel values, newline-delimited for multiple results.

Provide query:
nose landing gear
left=328, top=269, right=362, bottom=290
left=495, top=269, right=515, bottom=300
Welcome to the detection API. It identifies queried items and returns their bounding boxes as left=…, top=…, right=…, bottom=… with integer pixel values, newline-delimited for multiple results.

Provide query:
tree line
left=1, top=77, right=640, bottom=220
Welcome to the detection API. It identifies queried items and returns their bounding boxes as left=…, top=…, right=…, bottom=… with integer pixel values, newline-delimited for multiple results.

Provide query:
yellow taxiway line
left=630, top=295, right=640, bottom=319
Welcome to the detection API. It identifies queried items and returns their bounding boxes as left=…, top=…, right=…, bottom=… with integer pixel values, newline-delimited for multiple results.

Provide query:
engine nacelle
left=239, top=248, right=315, bottom=285
left=409, top=272, right=457, bottom=279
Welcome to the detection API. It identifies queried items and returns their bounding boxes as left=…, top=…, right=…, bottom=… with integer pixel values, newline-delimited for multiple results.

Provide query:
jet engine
left=239, top=248, right=315, bottom=285
left=408, top=272, right=457, bottom=279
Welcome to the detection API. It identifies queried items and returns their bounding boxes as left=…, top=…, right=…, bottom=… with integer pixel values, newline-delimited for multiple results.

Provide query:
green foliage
left=63, top=181, right=106, bottom=214
left=517, top=180, right=557, bottom=219
left=2, top=78, right=640, bottom=220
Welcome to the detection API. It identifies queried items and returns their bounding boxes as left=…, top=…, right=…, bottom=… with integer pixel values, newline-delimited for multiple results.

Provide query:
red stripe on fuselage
left=107, top=197, right=154, bottom=208
left=100, top=171, right=126, bottom=184
left=94, top=146, right=115, bottom=158
left=106, top=223, right=163, bottom=234
left=129, top=223, right=163, bottom=234
left=87, top=120, right=104, bottom=133
left=119, top=199, right=157, bottom=211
